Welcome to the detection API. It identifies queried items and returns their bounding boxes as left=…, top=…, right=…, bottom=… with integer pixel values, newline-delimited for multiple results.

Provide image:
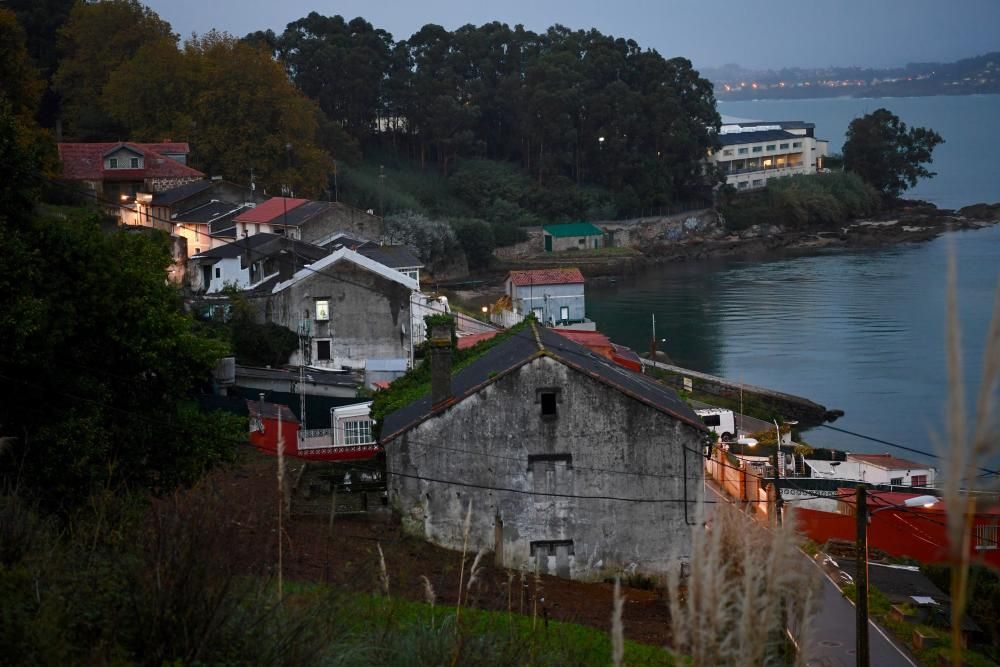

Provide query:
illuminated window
left=315, top=299, right=330, bottom=321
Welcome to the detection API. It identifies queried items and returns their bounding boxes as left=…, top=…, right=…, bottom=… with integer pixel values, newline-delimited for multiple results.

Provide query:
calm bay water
left=588, top=96, right=1000, bottom=462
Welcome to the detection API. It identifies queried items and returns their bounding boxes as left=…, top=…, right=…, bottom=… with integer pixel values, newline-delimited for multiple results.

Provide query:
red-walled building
left=793, top=489, right=1000, bottom=570
left=247, top=400, right=380, bottom=462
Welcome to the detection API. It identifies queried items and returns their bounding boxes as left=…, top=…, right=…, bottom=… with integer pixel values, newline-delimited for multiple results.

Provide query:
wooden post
left=856, top=484, right=869, bottom=667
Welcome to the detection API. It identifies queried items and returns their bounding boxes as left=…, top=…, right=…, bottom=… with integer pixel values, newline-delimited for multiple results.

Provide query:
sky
left=143, top=0, right=1000, bottom=72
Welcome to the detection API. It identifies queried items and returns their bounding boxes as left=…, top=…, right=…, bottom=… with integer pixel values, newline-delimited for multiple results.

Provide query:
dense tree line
left=8, top=1, right=720, bottom=209
left=257, top=15, right=721, bottom=207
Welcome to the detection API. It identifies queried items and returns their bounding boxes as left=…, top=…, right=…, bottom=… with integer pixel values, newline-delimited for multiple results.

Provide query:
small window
left=890, top=477, right=904, bottom=486
left=254, top=223, right=260, bottom=234
left=702, top=414, right=721, bottom=427
left=766, top=144, right=776, bottom=151
left=344, top=419, right=373, bottom=445
left=793, top=141, right=802, bottom=148
left=737, top=182, right=748, bottom=189
left=130, top=157, right=139, bottom=168
left=722, top=149, right=733, bottom=156
left=737, top=147, right=748, bottom=155
left=911, top=475, right=927, bottom=487
left=109, top=158, right=118, bottom=168
left=752, top=179, right=763, bottom=187
left=538, top=389, right=560, bottom=418
left=214, top=267, right=221, bottom=279
left=315, top=299, right=330, bottom=321
left=560, top=305, right=569, bottom=321
left=316, top=339, right=331, bottom=361
left=779, top=143, right=789, bottom=150
left=578, top=238, right=585, bottom=245
left=975, top=523, right=998, bottom=550
left=752, top=146, right=762, bottom=153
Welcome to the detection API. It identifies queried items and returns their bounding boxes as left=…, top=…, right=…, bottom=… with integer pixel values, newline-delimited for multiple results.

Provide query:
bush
left=384, top=210, right=462, bottom=267
left=450, top=218, right=495, bottom=267
left=720, top=172, right=881, bottom=232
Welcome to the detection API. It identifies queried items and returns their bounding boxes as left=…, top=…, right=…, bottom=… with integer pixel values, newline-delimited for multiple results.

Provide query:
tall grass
left=939, top=251, right=1000, bottom=666
left=665, top=502, right=818, bottom=666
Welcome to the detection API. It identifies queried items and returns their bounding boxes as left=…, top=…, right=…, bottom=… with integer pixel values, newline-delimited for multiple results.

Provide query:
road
left=703, top=480, right=916, bottom=667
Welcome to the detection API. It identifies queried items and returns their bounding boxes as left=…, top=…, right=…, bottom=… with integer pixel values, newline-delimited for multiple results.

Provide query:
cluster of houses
left=58, top=138, right=996, bottom=587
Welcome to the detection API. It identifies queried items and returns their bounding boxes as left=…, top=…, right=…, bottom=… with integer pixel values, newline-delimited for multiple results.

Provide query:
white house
left=709, top=117, right=829, bottom=191
left=806, top=453, right=936, bottom=488
left=492, top=268, right=594, bottom=330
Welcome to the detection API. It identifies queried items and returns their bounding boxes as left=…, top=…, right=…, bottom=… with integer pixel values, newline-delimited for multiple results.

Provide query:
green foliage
left=0, top=211, right=243, bottom=509
left=451, top=218, right=496, bottom=267
left=53, top=0, right=175, bottom=139
left=383, top=210, right=462, bottom=267
left=263, top=17, right=720, bottom=208
left=843, top=108, right=945, bottom=199
left=196, top=291, right=299, bottom=367
left=720, top=172, right=882, bottom=232
left=923, top=564, right=1000, bottom=660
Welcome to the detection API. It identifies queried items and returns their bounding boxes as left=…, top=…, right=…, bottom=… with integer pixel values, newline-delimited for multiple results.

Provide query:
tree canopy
left=842, top=108, right=944, bottom=199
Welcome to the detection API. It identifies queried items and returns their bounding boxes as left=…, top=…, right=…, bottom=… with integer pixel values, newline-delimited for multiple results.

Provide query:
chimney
left=429, top=319, right=454, bottom=406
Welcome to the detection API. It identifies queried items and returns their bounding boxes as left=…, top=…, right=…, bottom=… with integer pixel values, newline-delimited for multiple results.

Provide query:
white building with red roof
left=57, top=142, right=204, bottom=209
left=492, top=267, right=594, bottom=330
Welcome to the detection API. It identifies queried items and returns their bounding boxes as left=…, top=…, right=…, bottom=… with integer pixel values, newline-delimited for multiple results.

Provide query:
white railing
left=491, top=309, right=524, bottom=329
left=298, top=428, right=333, bottom=450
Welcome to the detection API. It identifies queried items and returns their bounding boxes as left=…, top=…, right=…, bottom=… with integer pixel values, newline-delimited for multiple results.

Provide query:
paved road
left=703, top=481, right=916, bottom=667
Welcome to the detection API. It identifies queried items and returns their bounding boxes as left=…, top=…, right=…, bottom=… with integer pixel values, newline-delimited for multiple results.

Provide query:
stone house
left=381, top=321, right=708, bottom=580
left=57, top=142, right=204, bottom=212
left=541, top=222, right=604, bottom=252
left=232, top=197, right=382, bottom=243
left=254, top=247, right=419, bottom=370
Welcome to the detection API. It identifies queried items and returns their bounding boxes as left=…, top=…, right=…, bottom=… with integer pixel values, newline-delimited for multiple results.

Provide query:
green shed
left=542, top=222, right=605, bottom=252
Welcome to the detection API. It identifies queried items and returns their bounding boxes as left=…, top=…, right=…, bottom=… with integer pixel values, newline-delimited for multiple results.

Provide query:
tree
left=451, top=218, right=495, bottom=267
left=0, top=213, right=243, bottom=510
left=53, top=0, right=175, bottom=139
left=843, top=108, right=944, bottom=199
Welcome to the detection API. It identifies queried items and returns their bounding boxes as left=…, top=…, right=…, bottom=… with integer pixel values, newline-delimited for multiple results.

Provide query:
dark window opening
left=316, top=340, right=331, bottom=361
left=540, top=392, right=557, bottom=417
left=215, top=267, right=221, bottom=279
left=530, top=539, right=575, bottom=556
left=702, top=414, right=721, bottom=427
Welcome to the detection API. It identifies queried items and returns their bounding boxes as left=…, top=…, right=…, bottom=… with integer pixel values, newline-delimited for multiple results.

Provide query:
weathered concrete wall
left=546, top=233, right=604, bottom=253
left=299, top=204, right=383, bottom=245
left=387, top=355, right=703, bottom=580
left=254, top=261, right=412, bottom=369
left=599, top=209, right=722, bottom=248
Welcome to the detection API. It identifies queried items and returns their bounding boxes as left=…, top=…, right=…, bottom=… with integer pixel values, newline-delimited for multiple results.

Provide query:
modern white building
left=709, top=117, right=829, bottom=191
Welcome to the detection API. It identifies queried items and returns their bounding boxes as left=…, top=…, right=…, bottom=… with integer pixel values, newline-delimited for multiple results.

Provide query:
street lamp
left=855, top=488, right=939, bottom=666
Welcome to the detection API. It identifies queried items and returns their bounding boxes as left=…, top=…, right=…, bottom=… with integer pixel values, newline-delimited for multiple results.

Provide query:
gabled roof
left=314, top=231, right=372, bottom=250
left=189, top=234, right=327, bottom=266
left=189, top=233, right=281, bottom=260
left=152, top=179, right=214, bottom=206
left=173, top=200, right=250, bottom=225
left=508, top=267, right=585, bottom=286
left=58, top=142, right=203, bottom=181
left=281, top=200, right=332, bottom=226
left=381, top=321, right=707, bottom=443
left=271, top=246, right=420, bottom=294
left=357, top=244, right=423, bottom=270
left=542, top=222, right=604, bottom=238
left=847, top=453, right=931, bottom=470
left=233, top=197, right=308, bottom=224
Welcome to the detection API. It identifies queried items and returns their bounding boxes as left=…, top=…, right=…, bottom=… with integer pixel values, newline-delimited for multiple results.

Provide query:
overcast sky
left=143, top=0, right=1000, bottom=71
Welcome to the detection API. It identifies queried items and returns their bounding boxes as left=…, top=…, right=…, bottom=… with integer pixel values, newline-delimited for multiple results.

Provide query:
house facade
left=255, top=247, right=419, bottom=370
left=493, top=268, right=592, bottom=329
left=708, top=118, right=829, bottom=191
left=542, top=222, right=604, bottom=252
left=187, top=233, right=328, bottom=293
left=382, top=322, right=708, bottom=580
left=57, top=142, right=204, bottom=211
left=232, top=198, right=382, bottom=243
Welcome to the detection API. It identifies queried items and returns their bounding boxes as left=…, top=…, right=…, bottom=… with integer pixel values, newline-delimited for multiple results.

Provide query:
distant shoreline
left=716, top=90, right=1000, bottom=103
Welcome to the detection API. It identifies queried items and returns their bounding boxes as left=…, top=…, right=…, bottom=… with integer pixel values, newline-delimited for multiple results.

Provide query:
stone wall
left=387, top=355, right=704, bottom=580
left=299, top=204, right=383, bottom=244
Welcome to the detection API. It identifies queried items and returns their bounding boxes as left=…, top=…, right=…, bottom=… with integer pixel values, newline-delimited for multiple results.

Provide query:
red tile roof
left=847, top=453, right=929, bottom=470
left=552, top=329, right=642, bottom=372
left=508, top=268, right=585, bottom=286
left=234, top=197, right=308, bottom=224
left=456, top=331, right=499, bottom=350
left=58, top=142, right=203, bottom=181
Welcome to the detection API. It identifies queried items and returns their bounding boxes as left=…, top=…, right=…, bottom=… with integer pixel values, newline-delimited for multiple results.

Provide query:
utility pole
left=276, top=406, right=285, bottom=602
left=772, top=419, right=783, bottom=526
left=856, top=484, right=870, bottom=667
left=649, top=313, right=657, bottom=361
left=378, top=164, right=385, bottom=219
